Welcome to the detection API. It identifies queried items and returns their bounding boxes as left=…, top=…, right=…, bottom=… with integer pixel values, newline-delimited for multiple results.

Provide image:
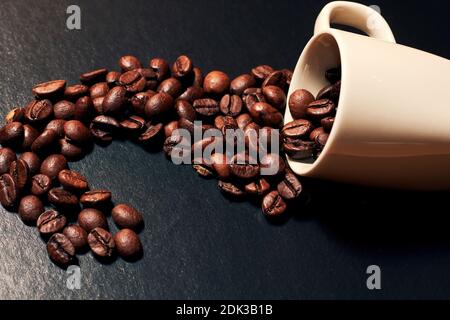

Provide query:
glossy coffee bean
left=306, top=99, right=335, bottom=119
left=22, top=124, right=39, bottom=149
left=31, top=129, right=58, bottom=154
left=131, top=91, right=155, bottom=115
left=229, top=154, right=259, bottom=179
left=40, top=154, right=67, bottom=180
left=63, top=225, right=88, bottom=252
left=262, top=85, right=286, bottom=110
left=112, top=204, right=143, bottom=231
left=90, top=115, right=120, bottom=142
left=102, top=86, right=127, bottom=115
left=218, top=180, right=245, bottom=197
left=0, top=148, right=16, bottom=174
left=236, top=113, right=253, bottom=130
left=321, top=116, right=335, bottom=132
left=203, top=71, right=230, bottom=95
left=114, top=229, right=142, bottom=258
left=0, top=173, right=18, bottom=208
left=282, top=119, right=313, bottom=140
left=5, top=107, right=25, bottom=123
left=245, top=178, right=270, bottom=196
left=242, top=88, right=266, bottom=110
left=64, top=84, right=89, bottom=100
left=163, top=134, right=190, bottom=158
left=80, top=68, right=108, bottom=84
left=18, top=195, right=44, bottom=224
left=164, top=121, right=179, bottom=138
left=31, top=174, right=52, bottom=196
left=48, top=188, right=79, bottom=208
left=46, top=119, right=66, bottom=138
left=317, top=81, right=340, bottom=102
left=251, top=65, right=274, bottom=81
left=172, top=55, right=193, bottom=78
left=32, top=80, right=66, bottom=99
left=120, top=115, right=146, bottom=132
left=58, top=169, right=88, bottom=191
left=220, top=94, right=242, bottom=117
left=88, top=227, right=115, bottom=257
left=309, top=127, right=326, bottom=141
left=211, top=153, right=231, bottom=179
left=119, top=55, right=141, bottom=71
left=136, top=68, right=158, bottom=89
left=59, top=139, right=84, bottom=160
left=145, top=92, right=174, bottom=118
left=89, top=82, right=109, bottom=99
left=47, top=233, right=75, bottom=266
left=277, top=172, right=302, bottom=200
left=80, top=190, right=111, bottom=207
left=105, top=71, right=121, bottom=87
left=78, top=208, right=108, bottom=232
left=262, top=70, right=286, bottom=89
left=262, top=191, right=287, bottom=216
left=118, top=70, right=146, bottom=93
left=74, top=96, right=93, bottom=121
left=157, top=77, right=183, bottom=98
left=178, top=86, right=204, bottom=103
left=288, top=89, right=315, bottom=119
left=37, top=210, right=66, bottom=234
left=175, top=100, right=196, bottom=121
left=0, top=122, right=24, bottom=146
left=64, top=120, right=91, bottom=145
left=192, top=163, right=213, bottom=178
left=260, top=153, right=285, bottom=176
left=25, top=99, right=53, bottom=123
left=315, top=132, right=329, bottom=149
left=193, top=98, right=219, bottom=117
left=19, top=152, right=40, bottom=175
left=230, top=74, right=256, bottom=96
left=192, top=67, right=203, bottom=87
left=139, top=123, right=163, bottom=143
left=325, top=67, right=341, bottom=84
left=149, top=58, right=170, bottom=81
left=283, top=141, right=316, bottom=160
left=9, top=159, right=29, bottom=190
left=248, top=102, right=283, bottom=127
left=281, top=69, right=293, bottom=87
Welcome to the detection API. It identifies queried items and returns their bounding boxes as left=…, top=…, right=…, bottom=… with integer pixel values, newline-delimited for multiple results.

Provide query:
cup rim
left=285, top=30, right=345, bottom=177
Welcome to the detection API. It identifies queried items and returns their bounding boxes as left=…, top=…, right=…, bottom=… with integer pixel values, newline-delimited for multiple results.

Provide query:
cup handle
left=314, top=1, right=396, bottom=43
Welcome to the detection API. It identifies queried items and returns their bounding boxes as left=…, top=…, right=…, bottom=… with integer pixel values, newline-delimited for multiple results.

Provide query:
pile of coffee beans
left=283, top=67, right=341, bottom=160
left=0, top=54, right=339, bottom=267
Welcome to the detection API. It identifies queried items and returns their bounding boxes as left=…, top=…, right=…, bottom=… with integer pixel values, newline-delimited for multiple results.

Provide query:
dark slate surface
left=0, top=0, right=449, bottom=299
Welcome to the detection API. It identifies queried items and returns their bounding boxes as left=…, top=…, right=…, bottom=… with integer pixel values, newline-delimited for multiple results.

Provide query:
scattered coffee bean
left=80, top=68, right=108, bottom=84
left=157, top=77, right=183, bottom=97
left=37, top=210, right=67, bottom=234
left=63, top=225, right=88, bottom=252
left=277, top=171, right=302, bottom=200
left=64, top=120, right=91, bottom=145
left=80, top=189, right=111, bottom=207
left=114, top=229, right=142, bottom=258
left=119, top=55, right=141, bottom=71
left=19, top=152, right=40, bottom=175
left=0, top=173, right=18, bottom=208
left=58, top=169, right=88, bottom=191
left=172, top=55, right=193, bottom=78
left=251, top=65, right=274, bottom=81
left=5, top=108, right=25, bottom=123
left=22, top=124, right=39, bottom=149
left=220, top=94, right=242, bottom=117
left=78, top=208, right=108, bottom=232
left=218, top=180, right=245, bottom=197
left=203, top=71, right=230, bottom=95
left=64, top=84, right=89, bottom=100
left=149, top=58, right=170, bottom=81
left=0, top=122, right=24, bottom=146
left=47, top=233, right=75, bottom=266
left=193, top=98, right=219, bottom=117
left=248, top=102, right=283, bottom=127
left=289, top=89, right=315, bottom=119
left=245, top=178, right=270, bottom=196
left=111, top=204, right=143, bottom=231
left=31, top=129, right=58, bottom=154
left=48, top=188, right=79, bottom=208
left=59, top=138, right=84, bottom=160
left=46, top=119, right=66, bottom=138
left=0, top=148, right=16, bottom=174
left=25, top=99, right=53, bottom=123
left=120, top=115, right=146, bottom=132
left=145, top=92, right=174, bottom=118
left=90, top=115, right=120, bottom=142
left=230, top=74, right=256, bottom=96
left=175, top=100, right=196, bottom=122
left=102, top=86, right=127, bottom=115
left=262, top=85, right=286, bottom=110
left=31, top=174, right=52, bottom=196
left=262, top=191, right=287, bottom=216
left=18, top=195, right=44, bottom=224
left=32, top=80, right=66, bottom=99
left=40, top=154, right=67, bottom=180
left=88, top=227, right=115, bottom=257
left=9, top=159, right=29, bottom=190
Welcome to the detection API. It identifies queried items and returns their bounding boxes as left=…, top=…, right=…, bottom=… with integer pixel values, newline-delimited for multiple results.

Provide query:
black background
left=0, top=0, right=449, bottom=300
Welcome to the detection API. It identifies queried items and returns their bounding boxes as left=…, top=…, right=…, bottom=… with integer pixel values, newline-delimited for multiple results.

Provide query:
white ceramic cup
left=285, top=1, right=450, bottom=190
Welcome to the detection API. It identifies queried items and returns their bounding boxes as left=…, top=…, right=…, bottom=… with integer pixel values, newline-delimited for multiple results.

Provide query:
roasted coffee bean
left=288, top=89, right=315, bottom=119
left=262, top=190, right=287, bottom=216
left=25, top=99, right=53, bottom=123
left=178, top=86, right=204, bottom=102
left=157, top=77, right=183, bottom=98
left=120, top=115, right=146, bottom=132
left=309, top=126, right=326, bottom=141
left=218, top=180, right=245, bottom=197
left=131, top=91, right=155, bottom=115
left=218, top=116, right=238, bottom=135
left=138, top=123, right=163, bottom=142
left=230, top=74, right=256, bottom=96
left=88, top=82, right=108, bottom=99
left=46, top=120, right=66, bottom=138
left=193, top=98, right=219, bottom=117
left=31, top=129, right=58, bottom=154
left=47, top=233, right=75, bottom=266
left=18, top=195, right=44, bottom=223
left=80, top=190, right=111, bottom=207
left=192, top=67, right=203, bottom=87
left=102, top=86, right=127, bottom=115
left=317, top=81, right=340, bottom=101
left=114, top=229, right=142, bottom=258
left=220, top=94, right=242, bottom=117
left=112, top=204, right=143, bottom=230
left=105, top=71, right=121, bottom=87
left=19, top=152, right=40, bottom=175
left=203, top=71, right=230, bottom=95
left=149, top=57, right=170, bottom=81
left=80, top=68, right=108, bottom=84
left=0, top=122, right=24, bottom=145
left=5, top=107, right=25, bottom=123
left=0, top=148, right=16, bottom=174
left=262, top=70, right=286, bottom=89
left=59, top=139, right=84, bottom=160
left=172, top=55, right=193, bottom=78
left=90, top=115, right=120, bottom=142
left=260, top=153, right=285, bottom=176
left=229, top=154, right=259, bottom=179
left=282, top=119, right=313, bottom=140
left=315, top=132, right=329, bottom=149
left=251, top=65, right=274, bottom=81
left=163, top=134, right=190, bottom=158
left=281, top=69, right=293, bottom=87
left=64, top=120, right=91, bottom=145
left=74, top=96, right=93, bottom=121
left=32, top=80, right=66, bottom=99
left=191, top=136, right=219, bottom=156
left=211, top=153, right=231, bottom=179
left=78, top=208, right=108, bottom=232
left=177, top=117, right=195, bottom=135
left=9, top=159, right=29, bottom=190
left=277, top=172, right=302, bottom=200
left=22, top=124, right=39, bottom=149
left=31, top=174, right=52, bottom=196
left=245, top=178, right=270, bottom=196
left=248, top=102, right=283, bottom=127
left=58, top=169, right=88, bottom=191
left=48, top=188, right=79, bottom=208
left=64, top=84, right=89, bottom=100
left=88, top=227, right=115, bottom=257
left=284, top=141, right=316, bottom=160
left=145, top=92, right=174, bottom=118
left=0, top=173, right=18, bottom=208
left=164, top=121, right=179, bottom=138
left=193, top=163, right=214, bottom=178
left=242, top=88, right=266, bottom=110
left=321, top=116, right=335, bottom=132
left=136, top=68, right=158, bottom=89
left=40, top=154, right=67, bottom=180
left=306, top=99, right=335, bottom=119
left=236, top=113, right=253, bottom=130
left=118, top=70, right=146, bottom=93
left=119, top=55, right=141, bottom=71
left=93, top=96, right=106, bottom=113
left=175, top=100, right=196, bottom=121
left=63, top=225, right=88, bottom=252
left=325, top=67, right=341, bottom=84
left=262, top=85, right=286, bottom=110
left=37, top=210, right=66, bottom=234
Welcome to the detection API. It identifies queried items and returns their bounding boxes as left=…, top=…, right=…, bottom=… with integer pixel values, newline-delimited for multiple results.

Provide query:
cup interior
left=286, top=33, right=341, bottom=176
